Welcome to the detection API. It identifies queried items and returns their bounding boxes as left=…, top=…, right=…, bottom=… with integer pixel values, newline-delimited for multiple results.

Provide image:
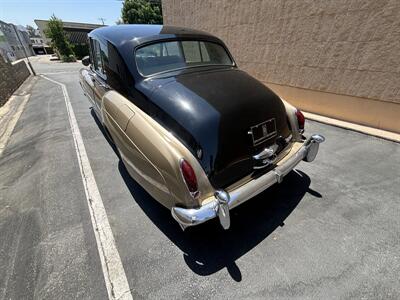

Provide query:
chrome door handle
left=91, top=75, right=109, bottom=89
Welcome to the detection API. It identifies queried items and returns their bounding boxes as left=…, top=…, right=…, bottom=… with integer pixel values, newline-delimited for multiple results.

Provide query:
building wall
left=162, top=0, right=400, bottom=133
left=0, top=21, right=35, bottom=61
left=16, top=28, right=35, bottom=57
left=0, top=58, right=30, bottom=106
left=35, top=19, right=103, bottom=45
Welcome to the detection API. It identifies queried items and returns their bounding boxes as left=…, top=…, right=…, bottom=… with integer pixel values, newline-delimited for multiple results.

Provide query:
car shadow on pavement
left=118, top=160, right=316, bottom=282
left=90, top=109, right=319, bottom=281
left=90, top=109, right=121, bottom=158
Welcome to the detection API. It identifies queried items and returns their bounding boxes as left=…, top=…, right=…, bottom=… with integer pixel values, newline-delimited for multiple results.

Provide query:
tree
left=121, top=0, right=163, bottom=24
left=45, top=15, right=75, bottom=61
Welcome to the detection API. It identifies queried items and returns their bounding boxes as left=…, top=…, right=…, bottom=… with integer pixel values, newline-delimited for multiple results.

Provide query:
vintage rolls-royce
left=79, top=25, right=324, bottom=230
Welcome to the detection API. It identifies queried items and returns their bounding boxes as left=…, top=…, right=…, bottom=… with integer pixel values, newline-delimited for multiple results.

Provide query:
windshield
left=135, top=40, right=233, bottom=76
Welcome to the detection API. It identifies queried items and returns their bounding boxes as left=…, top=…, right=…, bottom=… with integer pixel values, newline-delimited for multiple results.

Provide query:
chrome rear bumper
left=171, top=134, right=325, bottom=230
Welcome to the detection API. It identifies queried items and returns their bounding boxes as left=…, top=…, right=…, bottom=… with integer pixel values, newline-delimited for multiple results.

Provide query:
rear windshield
left=135, top=40, right=233, bottom=76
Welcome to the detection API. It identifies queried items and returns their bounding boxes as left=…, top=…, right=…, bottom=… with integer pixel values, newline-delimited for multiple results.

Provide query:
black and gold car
left=79, top=25, right=325, bottom=230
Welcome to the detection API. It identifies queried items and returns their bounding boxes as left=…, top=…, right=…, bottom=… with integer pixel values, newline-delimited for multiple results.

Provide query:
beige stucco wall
left=162, top=0, right=400, bottom=133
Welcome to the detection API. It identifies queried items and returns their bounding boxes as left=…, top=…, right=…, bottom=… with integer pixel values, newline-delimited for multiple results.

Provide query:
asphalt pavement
left=0, top=56, right=399, bottom=299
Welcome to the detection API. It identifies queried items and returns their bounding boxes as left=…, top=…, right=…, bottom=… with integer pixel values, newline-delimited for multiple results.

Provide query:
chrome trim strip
left=171, top=134, right=325, bottom=230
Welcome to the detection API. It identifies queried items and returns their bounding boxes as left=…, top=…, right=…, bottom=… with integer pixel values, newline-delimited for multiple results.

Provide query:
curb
left=304, top=111, right=400, bottom=143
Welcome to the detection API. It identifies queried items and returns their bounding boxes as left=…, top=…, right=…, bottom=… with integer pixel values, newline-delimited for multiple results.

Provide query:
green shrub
left=71, top=44, right=89, bottom=60
left=61, top=55, right=76, bottom=62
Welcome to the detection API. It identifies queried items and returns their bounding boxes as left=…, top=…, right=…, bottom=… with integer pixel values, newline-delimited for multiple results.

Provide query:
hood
left=136, top=68, right=291, bottom=188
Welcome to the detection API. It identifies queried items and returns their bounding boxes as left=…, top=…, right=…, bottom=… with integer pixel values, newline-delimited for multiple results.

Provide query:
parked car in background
left=79, top=25, right=325, bottom=230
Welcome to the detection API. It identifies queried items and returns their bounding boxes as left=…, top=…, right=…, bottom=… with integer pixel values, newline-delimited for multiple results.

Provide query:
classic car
left=79, top=25, right=325, bottom=230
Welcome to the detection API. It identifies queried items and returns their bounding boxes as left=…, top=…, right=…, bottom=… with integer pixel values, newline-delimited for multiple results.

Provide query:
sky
left=0, top=0, right=123, bottom=27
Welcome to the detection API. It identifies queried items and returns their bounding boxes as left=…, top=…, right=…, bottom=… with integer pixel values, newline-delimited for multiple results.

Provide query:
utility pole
left=12, top=25, right=36, bottom=76
left=98, top=18, right=106, bottom=25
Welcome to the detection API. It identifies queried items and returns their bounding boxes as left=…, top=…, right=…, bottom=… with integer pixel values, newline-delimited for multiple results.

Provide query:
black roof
left=88, top=25, right=231, bottom=80
left=89, top=25, right=220, bottom=48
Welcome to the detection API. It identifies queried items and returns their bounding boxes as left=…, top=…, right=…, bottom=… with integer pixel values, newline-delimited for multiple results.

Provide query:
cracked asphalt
left=0, top=57, right=399, bottom=299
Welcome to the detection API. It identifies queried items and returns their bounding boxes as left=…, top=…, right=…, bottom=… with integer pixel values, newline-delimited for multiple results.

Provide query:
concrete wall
left=162, top=0, right=400, bottom=133
left=0, top=21, right=35, bottom=61
left=0, top=58, right=30, bottom=106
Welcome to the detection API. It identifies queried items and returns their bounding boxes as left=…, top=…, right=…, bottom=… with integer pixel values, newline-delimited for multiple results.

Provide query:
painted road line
left=40, top=71, right=78, bottom=75
left=41, top=75, right=133, bottom=300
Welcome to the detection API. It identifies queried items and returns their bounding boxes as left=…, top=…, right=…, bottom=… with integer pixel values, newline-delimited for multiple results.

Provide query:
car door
left=79, top=39, right=98, bottom=107
left=80, top=68, right=95, bottom=105
left=91, top=38, right=110, bottom=118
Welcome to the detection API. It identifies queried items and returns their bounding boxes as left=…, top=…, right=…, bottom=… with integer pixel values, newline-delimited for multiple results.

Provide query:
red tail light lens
left=179, top=159, right=199, bottom=197
left=295, top=109, right=305, bottom=131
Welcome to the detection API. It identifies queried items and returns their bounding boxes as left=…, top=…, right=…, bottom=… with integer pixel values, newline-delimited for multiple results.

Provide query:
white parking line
left=41, top=75, right=133, bottom=300
left=41, top=71, right=78, bottom=75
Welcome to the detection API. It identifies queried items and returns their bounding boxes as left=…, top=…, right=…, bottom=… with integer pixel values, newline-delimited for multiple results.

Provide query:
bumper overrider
left=171, top=134, right=325, bottom=230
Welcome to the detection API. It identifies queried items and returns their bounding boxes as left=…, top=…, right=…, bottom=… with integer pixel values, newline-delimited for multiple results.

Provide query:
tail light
left=179, top=159, right=199, bottom=198
left=295, top=109, right=305, bottom=132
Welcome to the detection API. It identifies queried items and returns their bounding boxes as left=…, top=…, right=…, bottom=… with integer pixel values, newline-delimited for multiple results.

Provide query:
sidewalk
left=304, top=112, right=400, bottom=143
left=0, top=75, right=38, bottom=156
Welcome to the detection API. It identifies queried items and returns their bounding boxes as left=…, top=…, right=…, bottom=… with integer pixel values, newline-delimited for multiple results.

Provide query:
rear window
left=135, top=40, right=233, bottom=76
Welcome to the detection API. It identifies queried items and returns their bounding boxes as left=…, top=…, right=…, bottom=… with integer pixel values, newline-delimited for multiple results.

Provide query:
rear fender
left=102, top=91, right=214, bottom=209
left=281, top=99, right=303, bottom=141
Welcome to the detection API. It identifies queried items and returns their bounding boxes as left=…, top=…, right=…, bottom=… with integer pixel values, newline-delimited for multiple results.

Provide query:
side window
left=90, top=38, right=108, bottom=78
left=100, top=41, right=108, bottom=68
left=88, top=38, right=94, bottom=65
left=89, top=38, right=96, bottom=68
left=93, top=40, right=103, bottom=74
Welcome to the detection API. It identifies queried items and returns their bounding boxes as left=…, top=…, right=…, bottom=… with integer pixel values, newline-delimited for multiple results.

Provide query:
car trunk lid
left=137, top=68, right=292, bottom=188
